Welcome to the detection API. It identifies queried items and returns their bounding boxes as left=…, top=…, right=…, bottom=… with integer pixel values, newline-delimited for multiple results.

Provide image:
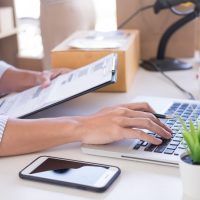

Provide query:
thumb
left=38, top=71, right=52, bottom=88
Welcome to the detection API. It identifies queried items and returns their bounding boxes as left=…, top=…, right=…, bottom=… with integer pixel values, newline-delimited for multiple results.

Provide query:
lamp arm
left=157, top=11, right=198, bottom=60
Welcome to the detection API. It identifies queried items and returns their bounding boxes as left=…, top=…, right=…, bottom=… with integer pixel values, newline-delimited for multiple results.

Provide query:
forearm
left=0, top=68, right=40, bottom=94
left=0, top=117, right=81, bottom=156
left=0, top=102, right=172, bottom=157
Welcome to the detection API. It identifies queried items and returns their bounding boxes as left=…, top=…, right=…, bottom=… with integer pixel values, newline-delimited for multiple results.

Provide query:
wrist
left=0, top=68, right=37, bottom=94
left=26, top=71, right=42, bottom=87
left=18, top=70, right=41, bottom=90
left=8, top=68, right=41, bottom=91
left=62, top=116, right=84, bottom=143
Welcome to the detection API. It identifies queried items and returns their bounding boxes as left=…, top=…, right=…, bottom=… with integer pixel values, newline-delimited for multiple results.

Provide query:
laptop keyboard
left=133, top=102, right=200, bottom=156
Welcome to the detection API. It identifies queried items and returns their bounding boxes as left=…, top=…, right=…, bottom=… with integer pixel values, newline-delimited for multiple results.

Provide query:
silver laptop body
left=82, top=96, right=200, bottom=167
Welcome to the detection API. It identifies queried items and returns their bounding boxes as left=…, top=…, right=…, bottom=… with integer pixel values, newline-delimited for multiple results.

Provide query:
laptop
left=0, top=53, right=117, bottom=118
left=82, top=96, right=200, bottom=167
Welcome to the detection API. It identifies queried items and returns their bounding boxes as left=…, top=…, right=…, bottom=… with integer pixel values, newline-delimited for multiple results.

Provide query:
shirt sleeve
left=0, top=61, right=13, bottom=79
left=0, top=115, right=8, bottom=143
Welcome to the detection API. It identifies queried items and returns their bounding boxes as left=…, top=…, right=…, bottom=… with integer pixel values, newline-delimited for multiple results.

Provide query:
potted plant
left=179, top=119, right=200, bottom=199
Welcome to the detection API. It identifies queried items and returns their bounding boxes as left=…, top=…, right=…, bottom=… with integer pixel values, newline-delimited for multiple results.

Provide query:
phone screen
left=29, top=158, right=109, bottom=186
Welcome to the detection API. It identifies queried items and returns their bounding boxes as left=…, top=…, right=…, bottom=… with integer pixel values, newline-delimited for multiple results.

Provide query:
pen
left=153, top=113, right=174, bottom=119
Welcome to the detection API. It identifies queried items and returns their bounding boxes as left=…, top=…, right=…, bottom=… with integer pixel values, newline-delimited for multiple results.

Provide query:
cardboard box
left=51, top=30, right=140, bottom=92
left=116, top=0, right=196, bottom=59
left=0, top=7, right=14, bottom=33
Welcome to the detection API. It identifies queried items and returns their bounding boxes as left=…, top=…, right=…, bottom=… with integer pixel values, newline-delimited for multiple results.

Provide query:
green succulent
left=180, top=118, right=200, bottom=164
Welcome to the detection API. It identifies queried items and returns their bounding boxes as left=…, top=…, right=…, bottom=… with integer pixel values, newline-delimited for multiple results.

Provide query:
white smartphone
left=19, top=156, right=121, bottom=192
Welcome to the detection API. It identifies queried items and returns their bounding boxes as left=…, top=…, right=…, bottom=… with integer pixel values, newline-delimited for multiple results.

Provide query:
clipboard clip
left=103, top=53, right=118, bottom=76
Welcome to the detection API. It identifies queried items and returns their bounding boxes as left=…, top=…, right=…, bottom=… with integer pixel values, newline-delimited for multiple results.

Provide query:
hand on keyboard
left=133, top=102, right=199, bottom=156
left=79, top=102, right=172, bottom=145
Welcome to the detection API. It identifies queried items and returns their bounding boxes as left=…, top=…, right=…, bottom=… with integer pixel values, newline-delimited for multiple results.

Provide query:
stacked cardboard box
left=51, top=30, right=140, bottom=92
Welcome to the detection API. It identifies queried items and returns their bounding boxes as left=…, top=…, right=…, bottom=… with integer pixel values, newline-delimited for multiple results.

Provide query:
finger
left=153, top=117, right=172, bottom=133
left=41, top=80, right=51, bottom=88
left=120, top=102, right=155, bottom=113
left=39, top=68, right=72, bottom=87
left=50, top=72, right=61, bottom=80
left=116, top=109, right=172, bottom=133
left=50, top=68, right=72, bottom=79
left=130, top=111, right=172, bottom=133
left=119, top=117, right=171, bottom=139
left=124, top=128, right=162, bottom=145
left=40, top=71, right=51, bottom=88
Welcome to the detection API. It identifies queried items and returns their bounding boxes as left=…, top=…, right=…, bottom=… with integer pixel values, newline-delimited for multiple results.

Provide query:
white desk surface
left=1, top=67, right=198, bottom=200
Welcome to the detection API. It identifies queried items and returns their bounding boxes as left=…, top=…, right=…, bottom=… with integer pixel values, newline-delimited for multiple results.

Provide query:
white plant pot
left=179, top=152, right=200, bottom=199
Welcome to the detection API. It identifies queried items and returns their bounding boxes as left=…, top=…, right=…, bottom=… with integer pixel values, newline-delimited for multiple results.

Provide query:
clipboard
left=0, top=53, right=118, bottom=118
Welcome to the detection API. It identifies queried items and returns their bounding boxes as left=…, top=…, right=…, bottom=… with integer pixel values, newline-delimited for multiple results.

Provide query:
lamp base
left=141, top=58, right=193, bottom=71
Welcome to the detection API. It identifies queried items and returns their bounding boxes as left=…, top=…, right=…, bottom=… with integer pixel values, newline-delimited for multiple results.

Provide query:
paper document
left=0, top=54, right=117, bottom=118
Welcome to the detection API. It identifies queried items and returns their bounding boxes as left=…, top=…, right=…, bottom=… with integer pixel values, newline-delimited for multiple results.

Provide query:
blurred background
left=0, top=0, right=199, bottom=71
left=14, top=0, right=116, bottom=60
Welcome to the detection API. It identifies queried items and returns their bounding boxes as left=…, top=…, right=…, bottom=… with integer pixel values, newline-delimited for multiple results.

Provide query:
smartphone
left=19, top=156, right=121, bottom=192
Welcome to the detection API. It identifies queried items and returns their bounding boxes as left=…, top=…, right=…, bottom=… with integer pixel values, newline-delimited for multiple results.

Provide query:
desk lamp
left=141, top=0, right=200, bottom=71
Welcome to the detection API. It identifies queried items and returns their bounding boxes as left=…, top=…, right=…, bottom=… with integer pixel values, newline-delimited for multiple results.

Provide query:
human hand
left=36, top=68, right=72, bottom=88
left=0, top=67, right=72, bottom=95
left=76, top=103, right=172, bottom=145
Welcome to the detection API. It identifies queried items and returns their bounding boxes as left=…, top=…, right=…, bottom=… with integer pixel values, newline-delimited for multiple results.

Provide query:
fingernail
left=166, top=132, right=172, bottom=139
left=156, top=139, right=162, bottom=145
